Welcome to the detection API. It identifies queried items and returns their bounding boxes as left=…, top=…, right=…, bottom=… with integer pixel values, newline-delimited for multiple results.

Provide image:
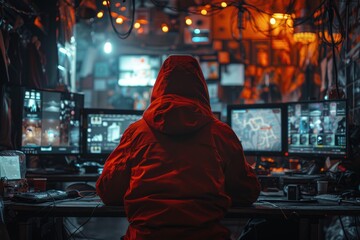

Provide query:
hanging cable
left=106, top=0, right=135, bottom=39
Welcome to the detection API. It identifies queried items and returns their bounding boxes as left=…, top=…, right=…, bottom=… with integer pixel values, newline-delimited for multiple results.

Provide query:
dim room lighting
left=103, top=41, right=112, bottom=54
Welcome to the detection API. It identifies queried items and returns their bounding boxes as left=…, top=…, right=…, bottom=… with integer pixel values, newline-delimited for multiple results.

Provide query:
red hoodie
left=96, top=55, right=260, bottom=240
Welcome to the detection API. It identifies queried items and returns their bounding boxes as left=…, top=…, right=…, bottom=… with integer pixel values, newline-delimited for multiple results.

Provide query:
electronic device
left=12, top=87, right=84, bottom=155
left=11, top=189, right=78, bottom=203
left=118, top=54, right=162, bottom=86
left=81, top=108, right=143, bottom=161
left=220, top=63, right=245, bottom=86
left=227, top=103, right=286, bottom=156
left=198, top=55, right=219, bottom=81
left=286, top=99, right=348, bottom=158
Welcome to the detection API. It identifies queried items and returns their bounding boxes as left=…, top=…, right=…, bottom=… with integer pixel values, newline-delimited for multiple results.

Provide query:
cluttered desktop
left=1, top=88, right=358, bottom=203
left=1, top=88, right=360, bottom=240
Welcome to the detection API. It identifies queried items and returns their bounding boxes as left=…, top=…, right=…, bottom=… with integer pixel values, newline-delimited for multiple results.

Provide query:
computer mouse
left=66, top=183, right=96, bottom=197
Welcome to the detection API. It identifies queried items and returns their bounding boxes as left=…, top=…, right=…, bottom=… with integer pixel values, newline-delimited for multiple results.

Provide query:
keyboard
left=313, top=194, right=342, bottom=202
left=11, top=190, right=70, bottom=203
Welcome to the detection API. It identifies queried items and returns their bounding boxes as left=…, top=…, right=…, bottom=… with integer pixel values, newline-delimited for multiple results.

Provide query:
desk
left=4, top=196, right=360, bottom=240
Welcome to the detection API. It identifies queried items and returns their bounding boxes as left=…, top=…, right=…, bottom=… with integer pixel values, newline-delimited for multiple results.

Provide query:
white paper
left=0, top=156, right=21, bottom=180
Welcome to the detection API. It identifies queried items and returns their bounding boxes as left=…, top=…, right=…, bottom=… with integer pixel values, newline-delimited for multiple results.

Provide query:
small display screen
left=118, top=55, right=161, bottom=86
left=21, top=88, right=84, bottom=155
left=227, top=104, right=284, bottom=155
left=83, top=109, right=143, bottom=157
left=287, top=100, right=347, bottom=157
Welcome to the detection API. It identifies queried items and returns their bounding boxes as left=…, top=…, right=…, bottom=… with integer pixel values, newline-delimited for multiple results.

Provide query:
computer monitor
left=227, top=103, right=285, bottom=156
left=18, top=87, right=84, bottom=155
left=286, top=99, right=348, bottom=158
left=81, top=108, right=143, bottom=161
left=118, top=54, right=162, bottom=86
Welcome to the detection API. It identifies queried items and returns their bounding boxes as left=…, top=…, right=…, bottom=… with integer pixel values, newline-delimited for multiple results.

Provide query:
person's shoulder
left=211, top=119, right=238, bottom=139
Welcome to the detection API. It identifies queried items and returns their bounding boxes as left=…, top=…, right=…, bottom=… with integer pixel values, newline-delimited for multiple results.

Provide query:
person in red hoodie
left=96, top=55, right=260, bottom=240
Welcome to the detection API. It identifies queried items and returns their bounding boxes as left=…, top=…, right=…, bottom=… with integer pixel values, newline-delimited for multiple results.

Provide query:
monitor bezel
left=285, top=99, right=349, bottom=159
left=81, top=108, right=144, bottom=161
left=13, top=86, right=84, bottom=156
left=227, top=103, right=286, bottom=157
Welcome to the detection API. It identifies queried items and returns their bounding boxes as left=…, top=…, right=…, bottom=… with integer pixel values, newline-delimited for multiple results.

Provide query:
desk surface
left=5, top=196, right=360, bottom=219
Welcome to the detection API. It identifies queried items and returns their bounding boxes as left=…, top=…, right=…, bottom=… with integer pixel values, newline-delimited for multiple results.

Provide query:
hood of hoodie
left=143, top=55, right=213, bottom=135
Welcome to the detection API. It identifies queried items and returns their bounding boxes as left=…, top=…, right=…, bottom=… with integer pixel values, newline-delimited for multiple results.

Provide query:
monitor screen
left=82, top=109, right=143, bottom=159
left=287, top=100, right=348, bottom=158
left=227, top=103, right=285, bottom=156
left=220, top=64, right=245, bottom=86
left=118, top=55, right=161, bottom=86
left=20, top=88, right=84, bottom=155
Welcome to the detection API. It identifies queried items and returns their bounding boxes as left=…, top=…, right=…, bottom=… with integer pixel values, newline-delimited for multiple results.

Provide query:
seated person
left=96, top=55, right=260, bottom=240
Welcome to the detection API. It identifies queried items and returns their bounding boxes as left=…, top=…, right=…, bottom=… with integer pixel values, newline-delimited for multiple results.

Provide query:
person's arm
left=224, top=145, right=260, bottom=206
left=96, top=131, right=133, bottom=206
left=215, top=124, right=261, bottom=206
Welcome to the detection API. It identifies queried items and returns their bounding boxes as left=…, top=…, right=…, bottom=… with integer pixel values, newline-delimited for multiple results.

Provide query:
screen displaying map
left=229, top=108, right=282, bottom=153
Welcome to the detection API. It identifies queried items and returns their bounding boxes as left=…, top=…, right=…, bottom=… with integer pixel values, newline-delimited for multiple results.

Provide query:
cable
left=66, top=202, right=102, bottom=240
left=257, top=200, right=289, bottom=220
left=355, top=216, right=360, bottom=240
left=338, top=216, right=350, bottom=240
left=106, top=0, right=135, bottom=39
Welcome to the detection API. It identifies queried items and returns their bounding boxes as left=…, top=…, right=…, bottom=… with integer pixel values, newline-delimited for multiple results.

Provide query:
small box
left=287, top=184, right=301, bottom=200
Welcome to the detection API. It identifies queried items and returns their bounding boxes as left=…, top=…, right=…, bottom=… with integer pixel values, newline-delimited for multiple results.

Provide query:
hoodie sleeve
left=214, top=123, right=261, bottom=206
left=96, top=129, right=133, bottom=206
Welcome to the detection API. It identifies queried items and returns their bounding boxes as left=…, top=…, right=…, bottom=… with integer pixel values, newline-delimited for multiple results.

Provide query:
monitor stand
left=305, top=157, right=327, bottom=175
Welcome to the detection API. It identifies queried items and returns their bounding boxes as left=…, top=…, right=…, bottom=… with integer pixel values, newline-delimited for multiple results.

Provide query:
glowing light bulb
left=221, top=2, right=227, bottom=8
left=97, top=11, right=104, bottom=18
left=161, top=24, right=169, bottom=32
left=116, top=17, right=124, bottom=24
left=103, top=41, right=112, bottom=54
left=270, top=17, right=276, bottom=25
left=201, top=9, right=207, bottom=15
left=185, top=18, right=192, bottom=26
left=134, top=22, right=141, bottom=29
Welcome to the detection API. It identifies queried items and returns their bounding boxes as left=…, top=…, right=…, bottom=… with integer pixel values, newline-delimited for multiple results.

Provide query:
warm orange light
left=319, top=31, right=342, bottom=43
left=115, top=2, right=121, bottom=7
left=293, top=32, right=316, bottom=44
left=161, top=24, right=169, bottom=33
left=97, top=11, right=104, bottom=18
left=137, top=28, right=144, bottom=34
left=102, top=1, right=107, bottom=6
left=270, top=17, right=276, bottom=25
left=110, top=12, right=118, bottom=18
left=221, top=2, right=227, bottom=8
left=120, top=6, right=126, bottom=11
left=185, top=18, right=192, bottom=26
left=201, top=9, right=207, bottom=15
left=134, top=22, right=141, bottom=29
left=272, top=13, right=290, bottom=19
left=116, top=17, right=124, bottom=24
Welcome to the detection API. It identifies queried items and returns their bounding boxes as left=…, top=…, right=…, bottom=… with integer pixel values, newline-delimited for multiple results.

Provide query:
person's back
left=96, top=55, right=260, bottom=240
